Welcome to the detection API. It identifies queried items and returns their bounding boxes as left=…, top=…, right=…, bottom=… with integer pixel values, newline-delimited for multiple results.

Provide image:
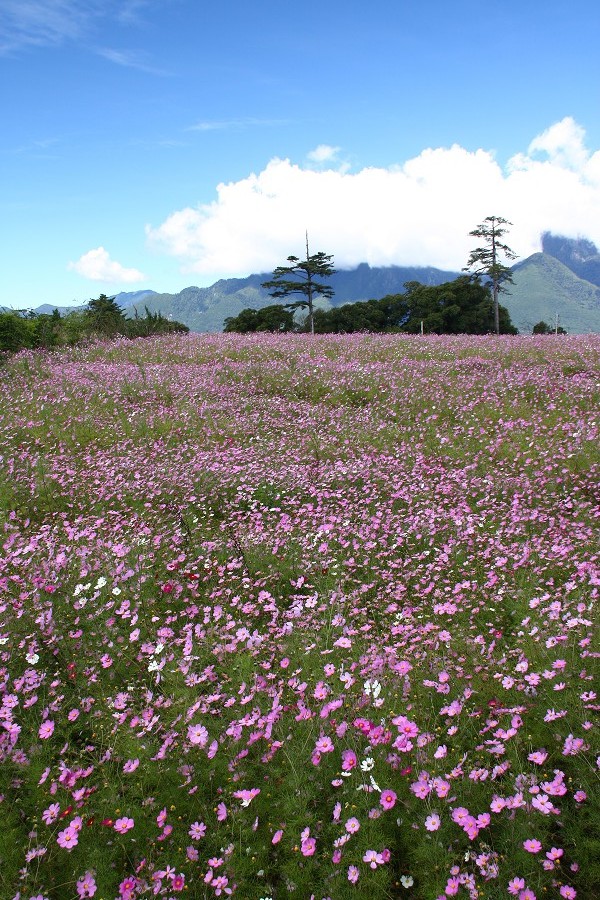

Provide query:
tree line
left=225, top=216, right=521, bottom=335
left=224, top=277, right=518, bottom=335
left=0, top=294, right=188, bottom=356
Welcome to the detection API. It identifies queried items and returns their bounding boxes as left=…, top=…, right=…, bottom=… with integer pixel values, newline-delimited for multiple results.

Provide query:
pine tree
left=463, top=217, right=517, bottom=334
left=262, top=234, right=335, bottom=335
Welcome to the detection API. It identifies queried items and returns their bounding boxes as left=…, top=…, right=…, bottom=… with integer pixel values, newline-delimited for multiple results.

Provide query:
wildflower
left=188, top=723, right=208, bottom=746
left=523, top=839, right=542, bottom=853
left=216, top=802, right=227, bottom=821
left=400, top=875, right=414, bottom=887
left=347, top=865, right=360, bottom=883
left=76, top=873, right=97, bottom=898
left=114, top=816, right=135, bottom=834
left=123, top=758, right=139, bottom=773
left=189, top=821, right=206, bottom=839
left=57, top=826, right=79, bottom=850
left=272, top=829, right=283, bottom=844
left=42, top=803, right=60, bottom=824
left=233, top=788, right=260, bottom=806
left=38, top=720, right=55, bottom=739
left=380, top=789, right=397, bottom=810
left=301, top=837, right=316, bottom=856
left=345, top=817, right=360, bottom=833
left=508, top=877, right=525, bottom=895
left=559, top=887, right=576, bottom=899
left=425, top=813, right=441, bottom=831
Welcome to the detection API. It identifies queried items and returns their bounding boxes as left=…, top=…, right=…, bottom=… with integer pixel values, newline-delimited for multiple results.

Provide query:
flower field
left=1, top=333, right=598, bottom=900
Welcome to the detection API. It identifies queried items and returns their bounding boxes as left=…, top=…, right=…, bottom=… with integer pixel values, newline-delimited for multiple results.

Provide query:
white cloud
left=68, top=247, right=146, bottom=283
left=307, top=144, right=342, bottom=164
left=146, top=117, right=600, bottom=280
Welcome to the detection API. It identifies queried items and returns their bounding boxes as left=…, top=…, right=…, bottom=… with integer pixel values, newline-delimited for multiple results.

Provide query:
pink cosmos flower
left=171, top=874, right=185, bottom=891
left=523, top=839, right=542, bottom=853
left=114, top=816, right=135, bottom=834
left=272, top=829, right=283, bottom=844
left=57, top=826, right=78, bottom=850
left=508, top=877, right=525, bottom=895
left=315, top=735, right=334, bottom=753
left=233, top=788, right=260, bottom=806
left=123, top=758, right=139, bottom=773
left=425, top=813, right=441, bottom=831
left=559, top=887, right=576, bottom=899
left=341, top=749, right=357, bottom=771
left=189, top=821, right=206, bottom=839
left=380, top=789, right=397, bottom=810
left=528, top=750, right=548, bottom=764
left=216, top=802, right=227, bottom=821
left=345, top=817, right=360, bottom=833
left=188, top=723, right=208, bottom=746
left=39, top=720, right=55, bottom=739
left=301, top=837, right=316, bottom=856
left=348, top=865, right=360, bottom=883
left=76, top=873, right=97, bottom=898
left=42, top=803, right=60, bottom=824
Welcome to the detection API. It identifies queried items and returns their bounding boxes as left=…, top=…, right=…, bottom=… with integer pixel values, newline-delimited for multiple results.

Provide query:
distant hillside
left=508, top=253, right=600, bottom=333
left=19, top=236, right=600, bottom=334
left=542, top=233, right=600, bottom=287
left=128, top=264, right=461, bottom=333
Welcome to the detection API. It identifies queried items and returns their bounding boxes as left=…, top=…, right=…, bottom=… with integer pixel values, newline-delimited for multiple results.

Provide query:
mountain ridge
left=20, top=235, right=600, bottom=334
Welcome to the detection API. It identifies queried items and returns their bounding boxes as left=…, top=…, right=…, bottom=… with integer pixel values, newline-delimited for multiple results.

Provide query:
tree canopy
left=224, top=276, right=517, bottom=335
left=262, top=235, right=335, bottom=334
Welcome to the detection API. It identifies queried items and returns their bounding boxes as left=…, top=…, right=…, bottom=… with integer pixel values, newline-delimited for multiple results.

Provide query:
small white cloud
left=68, top=247, right=146, bottom=283
left=307, top=144, right=342, bottom=164
left=146, top=117, right=600, bottom=281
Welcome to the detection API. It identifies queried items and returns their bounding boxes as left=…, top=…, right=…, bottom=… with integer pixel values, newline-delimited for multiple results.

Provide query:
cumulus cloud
left=146, top=117, right=600, bottom=281
left=68, top=247, right=146, bottom=283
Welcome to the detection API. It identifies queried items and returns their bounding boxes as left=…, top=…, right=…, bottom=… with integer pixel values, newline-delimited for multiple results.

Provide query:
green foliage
left=464, top=216, right=518, bottom=334
left=0, top=311, right=35, bottom=352
left=85, top=293, right=128, bottom=337
left=262, top=235, right=336, bottom=334
left=126, top=306, right=189, bottom=338
left=310, top=276, right=517, bottom=334
left=224, top=304, right=296, bottom=333
left=533, top=320, right=567, bottom=335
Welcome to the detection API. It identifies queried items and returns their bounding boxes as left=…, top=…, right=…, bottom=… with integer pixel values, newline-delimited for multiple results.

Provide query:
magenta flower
left=345, top=817, right=360, bottom=833
left=301, top=837, right=316, bottom=856
left=523, top=839, right=542, bottom=853
left=38, top=720, right=55, bottom=739
left=232, top=787, right=260, bottom=806
left=508, top=877, right=525, bottom=895
left=57, top=826, right=78, bottom=850
left=425, top=813, right=441, bottom=831
left=114, top=816, right=135, bottom=834
left=189, top=821, right=206, bottom=839
left=188, top=723, right=208, bottom=746
left=216, top=802, right=227, bottom=821
left=380, top=789, right=397, bottom=810
left=348, top=865, right=360, bottom=883
left=76, top=872, right=97, bottom=898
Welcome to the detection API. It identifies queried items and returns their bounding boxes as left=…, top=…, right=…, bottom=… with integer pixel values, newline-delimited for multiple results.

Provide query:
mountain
left=541, top=233, right=600, bottom=287
left=19, top=236, right=600, bottom=333
left=507, top=252, right=600, bottom=334
left=127, top=264, right=461, bottom=333
left=112, top=289, right=158, bottom=308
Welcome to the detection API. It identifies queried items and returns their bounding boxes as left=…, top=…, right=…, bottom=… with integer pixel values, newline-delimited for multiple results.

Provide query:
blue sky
left=2, top=0, right=600, bottom=309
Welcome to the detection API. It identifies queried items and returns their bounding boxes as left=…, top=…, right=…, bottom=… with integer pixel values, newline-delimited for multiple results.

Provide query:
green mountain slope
left=506, top=253, right=600, bottom=334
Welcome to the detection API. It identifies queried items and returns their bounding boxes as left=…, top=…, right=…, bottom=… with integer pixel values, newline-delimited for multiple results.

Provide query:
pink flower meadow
left=1, top=333, right=598, bottom=899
